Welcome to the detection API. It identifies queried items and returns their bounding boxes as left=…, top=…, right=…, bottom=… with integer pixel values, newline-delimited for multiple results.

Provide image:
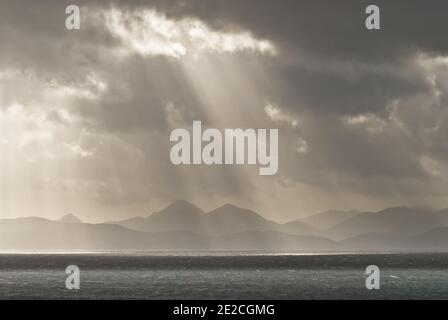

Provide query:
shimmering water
left=1, top=252, right=448, bottom=299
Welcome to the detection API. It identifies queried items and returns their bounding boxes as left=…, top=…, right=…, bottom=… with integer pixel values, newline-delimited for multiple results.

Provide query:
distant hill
left=341, top=226, right=448, bottom=251
left=342, top=233, right=410, bottom=250
left=278, top=220, right=317, bottom=236
left=213, top=231, right=340, bottom=251
left=327, top=206, right=448, bottom=240
left=58, top=214, right=82, bottom=224
left=108, top=216, right=150, bottom=231
left=300, top=210, right=360, bottom=229
left=410, top=227, right=448, bottom=250
left=0, top=217, right=336, bottom=251
left=0, top=217, right=207, bottom=251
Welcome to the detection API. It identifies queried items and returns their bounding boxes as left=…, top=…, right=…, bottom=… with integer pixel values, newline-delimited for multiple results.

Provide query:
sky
left=1, top=0, right=448, bottom=222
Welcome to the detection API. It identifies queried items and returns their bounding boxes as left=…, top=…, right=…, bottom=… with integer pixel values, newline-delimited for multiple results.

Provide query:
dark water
left=1, top=252, right=448, bottom=299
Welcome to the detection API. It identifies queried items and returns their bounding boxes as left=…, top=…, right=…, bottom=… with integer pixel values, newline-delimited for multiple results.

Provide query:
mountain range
left=1, top=200, right=448, bottom=251
left=110, top=200, right=313, bottom=236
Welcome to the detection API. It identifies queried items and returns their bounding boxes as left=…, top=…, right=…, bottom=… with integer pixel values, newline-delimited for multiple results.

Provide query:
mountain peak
left=209, top=203, right=273, bottom=222
left=152, top=200, right=206, bottom=219
left=58, top=214, right=82, bottom=224
left=216, top=203, right=240, bottom=211
left=377, top=206, right=433, bottom=215
left=171, top=199, right=195, bottom=206
left=164, top=199, right=204, bottom=213
left=412, top=205, right=434, bottom=212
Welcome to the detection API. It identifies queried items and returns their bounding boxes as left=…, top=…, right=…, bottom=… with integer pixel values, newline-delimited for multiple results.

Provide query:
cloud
left=264, top=103, right=298, bottom=128
left=343, top=113, right=386, bottom=133
left=98, top=7, right=276, bottom=58
left=2, top=0, right=448, bottom=221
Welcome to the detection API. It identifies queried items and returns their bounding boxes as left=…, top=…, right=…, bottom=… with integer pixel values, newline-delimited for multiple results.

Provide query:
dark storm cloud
left=140, top=0, right=448, bottom=116
left=148, top=0, right=448, bottom=61
left=1, top=0, right=444, bottom=118
left=275, top=61, right=431, bottom=116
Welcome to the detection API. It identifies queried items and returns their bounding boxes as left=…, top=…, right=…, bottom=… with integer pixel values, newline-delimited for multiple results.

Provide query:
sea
left=1, top=252, right=448, bottom=299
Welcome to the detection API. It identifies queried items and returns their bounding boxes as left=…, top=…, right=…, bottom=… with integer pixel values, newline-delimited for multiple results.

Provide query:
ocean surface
left=1, top=252, right=448, bottom=299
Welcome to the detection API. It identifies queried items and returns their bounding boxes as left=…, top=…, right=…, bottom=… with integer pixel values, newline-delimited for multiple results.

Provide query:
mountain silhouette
left=58, top=214, right=82, bottom=224
left=279, top=220, right=320, bottom=235
left=0, top=216, right=335, bottom=251
left=3, top=202, right=448, bottom=251
left=327, top=206, right=448, bottom=240
left=109, top=216, right=150, bottom=231
left=206, top=204, right=277, bottom=235
left=112, top=201, right=316, bottom=236
left=113, top=200, right=207, bottom=233
left=410, top=227, right=448, bottom=250
left=300, top=210, right=360, bottom=229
